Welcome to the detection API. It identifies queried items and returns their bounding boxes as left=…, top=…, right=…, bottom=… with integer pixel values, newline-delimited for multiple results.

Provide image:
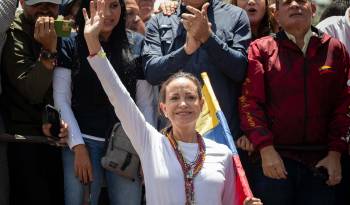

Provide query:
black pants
left=336, top=155, right=350, bottom=204
left=0, top=142, right=9, bottom=205
left=0, top=115, right=9, bottom=205
left=251, top=157, right=336, bottom=205
left=8, top=143, right=64, bottom=205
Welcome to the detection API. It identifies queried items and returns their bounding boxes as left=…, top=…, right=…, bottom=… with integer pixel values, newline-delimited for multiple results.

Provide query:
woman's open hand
left=83, top=0, right=105, bottom=40
left=83, top=0, right=105, bottom=54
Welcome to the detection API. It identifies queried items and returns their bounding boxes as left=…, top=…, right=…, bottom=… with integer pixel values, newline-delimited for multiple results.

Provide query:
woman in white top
left=83, top=0, right=263, bottom=204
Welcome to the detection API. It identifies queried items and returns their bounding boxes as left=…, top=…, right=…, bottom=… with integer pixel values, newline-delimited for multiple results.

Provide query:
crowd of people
left=0, top=0, right=349, bottom=204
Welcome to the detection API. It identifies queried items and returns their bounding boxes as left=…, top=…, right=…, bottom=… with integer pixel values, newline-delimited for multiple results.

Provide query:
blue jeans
left=62, top=138, right=142, bottom=205
left=251, top=157, right=336, bottom=205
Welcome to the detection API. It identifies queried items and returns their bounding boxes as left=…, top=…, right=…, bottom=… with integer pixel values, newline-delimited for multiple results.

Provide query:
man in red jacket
left=239, top=0, right=350, bottom=204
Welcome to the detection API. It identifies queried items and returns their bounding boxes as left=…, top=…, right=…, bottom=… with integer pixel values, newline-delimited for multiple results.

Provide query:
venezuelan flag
left=196, top=72, right=253, bottom=205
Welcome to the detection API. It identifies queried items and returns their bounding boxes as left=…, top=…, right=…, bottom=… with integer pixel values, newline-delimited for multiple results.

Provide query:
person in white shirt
left=81, top=0, right=263, bottom=204
left=317, top=6, right=350, bottom=53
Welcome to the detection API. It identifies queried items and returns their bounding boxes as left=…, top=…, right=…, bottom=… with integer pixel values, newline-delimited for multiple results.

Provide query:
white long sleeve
left=317, top=9, right=350, bottom=54
left=87, top=55, right=161, bottom=156
left=53, top=67, right=84, bottom=149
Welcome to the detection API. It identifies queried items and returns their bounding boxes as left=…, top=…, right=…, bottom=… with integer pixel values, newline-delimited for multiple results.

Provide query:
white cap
left=25, top=0, right=62, bottom=6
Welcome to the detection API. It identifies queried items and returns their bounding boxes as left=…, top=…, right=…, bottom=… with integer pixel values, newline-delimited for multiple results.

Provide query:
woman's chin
left=173, top=117, right=197, bottom=129
left=101, top=24, right=116, bottom=33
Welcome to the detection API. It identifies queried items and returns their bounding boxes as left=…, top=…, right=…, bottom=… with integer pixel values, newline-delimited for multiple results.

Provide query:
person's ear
left=311, top=2, right=316, bottom=17
left=159, top=102, right=168, bottom=118
left=274, top=9, right=280, bottom=24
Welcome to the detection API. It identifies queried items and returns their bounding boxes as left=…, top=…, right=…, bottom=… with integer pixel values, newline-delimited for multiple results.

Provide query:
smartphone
left=54, top=19, right=72, bottom=37
left=43, top=104, right=61, bottom=140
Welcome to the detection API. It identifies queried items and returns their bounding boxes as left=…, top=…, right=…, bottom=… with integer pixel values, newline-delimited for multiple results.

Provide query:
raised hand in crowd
left=260, top=145, right=288, bottom=179
left=83, top=0, right=105, bottom=54
left=34, top=16, right=57, bottom=51
left=244, top=197, right=263, bottom=205
left=315, top=151, right=342, bottom=186
left=182, top=18, right=201, bottom=55
left=34, top=16, right=57, bottom=69
left=181, top=3, right=212, bottom=44
left=42, top=120, right=69, bottom=146
left=155, top=0, right=178, bottom=16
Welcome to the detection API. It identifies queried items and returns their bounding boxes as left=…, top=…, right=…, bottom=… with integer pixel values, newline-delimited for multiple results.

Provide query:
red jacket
left=239, top=29, right=349, bottom=164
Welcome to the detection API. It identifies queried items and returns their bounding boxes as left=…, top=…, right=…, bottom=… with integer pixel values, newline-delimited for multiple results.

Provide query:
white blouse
left=317, top=8, right=350, bottom=54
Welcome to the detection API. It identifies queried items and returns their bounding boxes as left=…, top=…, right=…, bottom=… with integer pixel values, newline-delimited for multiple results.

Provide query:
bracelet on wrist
left=40, top=48, right=57, bottom=60
left=89, top=49, right=106, bottom=58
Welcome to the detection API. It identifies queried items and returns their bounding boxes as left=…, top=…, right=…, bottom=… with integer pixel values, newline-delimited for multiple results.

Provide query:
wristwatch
left=40, top=48, right=57, bottom=60
left=39, top=48, right=58, bottom=67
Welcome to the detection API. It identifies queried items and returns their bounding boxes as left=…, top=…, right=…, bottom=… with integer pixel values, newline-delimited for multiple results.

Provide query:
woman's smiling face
left=160, top=77, right=204, bottom=130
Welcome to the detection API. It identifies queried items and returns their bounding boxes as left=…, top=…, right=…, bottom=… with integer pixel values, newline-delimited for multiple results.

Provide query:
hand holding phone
left=43, top=104, right=61, bottom=140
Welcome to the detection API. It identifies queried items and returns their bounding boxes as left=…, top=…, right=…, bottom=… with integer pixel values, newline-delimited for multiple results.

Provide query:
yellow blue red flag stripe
left=196, top=72, right=253, bottom=205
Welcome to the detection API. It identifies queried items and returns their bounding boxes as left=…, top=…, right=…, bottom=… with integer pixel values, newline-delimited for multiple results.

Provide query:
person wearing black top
left=54, top=0, right=148, bottom=204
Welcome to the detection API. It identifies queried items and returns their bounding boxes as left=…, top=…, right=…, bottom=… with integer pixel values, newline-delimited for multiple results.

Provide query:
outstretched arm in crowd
left=181, top=4, right=250, bottom=83
left=142, top=14, right=198, bottom=85
left=2, top=13, right=58, bottom=104
left=142, top=3, right=250, bottom=85
left=83, top=0, right=161, bottom=157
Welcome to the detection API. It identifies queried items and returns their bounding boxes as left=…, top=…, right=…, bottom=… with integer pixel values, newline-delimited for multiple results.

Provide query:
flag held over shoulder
left=196, top=72, right=253, bottom=205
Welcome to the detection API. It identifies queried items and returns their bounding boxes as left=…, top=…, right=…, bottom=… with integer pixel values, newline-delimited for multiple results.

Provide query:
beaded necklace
left=166, top=130, right=206, bottom=205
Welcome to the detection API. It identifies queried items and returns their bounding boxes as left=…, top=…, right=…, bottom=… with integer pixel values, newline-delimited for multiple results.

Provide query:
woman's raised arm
left=83, top=0, right=160, bottom=156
